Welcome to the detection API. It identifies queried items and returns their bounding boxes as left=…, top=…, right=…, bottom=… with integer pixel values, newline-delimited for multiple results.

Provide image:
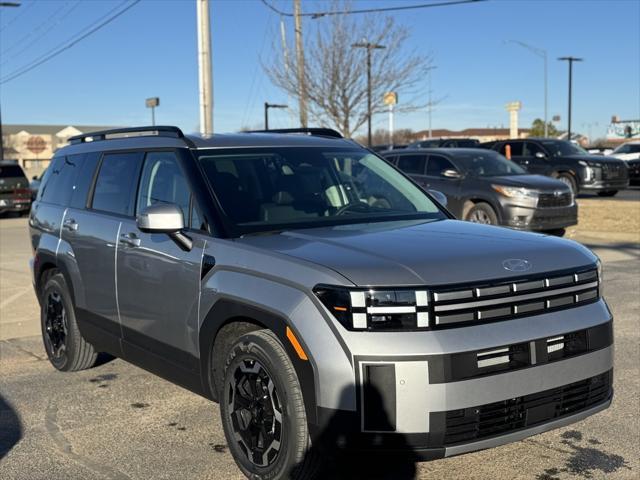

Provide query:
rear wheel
left=463, top=202, right=498, bottom=225
left=40, top=271, right=98, bottom=371
left=597, top=190, right=618, bottom=197
left=220, top=330, right=320, bottom=480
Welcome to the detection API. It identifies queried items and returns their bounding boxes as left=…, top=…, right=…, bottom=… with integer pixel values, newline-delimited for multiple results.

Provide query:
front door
left=116, top=151, right=204, bottom=371
left=425, top=154, right=464, bottom=216
left=523, top=141, right=552, bottom=175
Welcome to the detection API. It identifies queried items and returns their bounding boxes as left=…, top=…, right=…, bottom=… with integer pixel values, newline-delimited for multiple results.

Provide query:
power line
left=0, top=0, right=140, bottom=84
left=261, top=0, right=486, bottom=18
left=1, top=1, right=83, bottom=65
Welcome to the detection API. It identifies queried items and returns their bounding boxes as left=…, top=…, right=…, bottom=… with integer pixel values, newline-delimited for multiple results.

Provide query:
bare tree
left=264, top=3, right=432, bottom=138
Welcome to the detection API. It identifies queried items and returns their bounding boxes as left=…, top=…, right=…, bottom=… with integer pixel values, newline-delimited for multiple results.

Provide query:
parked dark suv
left=408, top=137, right=479, bottom=148
left=383, top=148, right=577, bottom=233
left=483, top=138, right=629, bottom=196
left=0, top=162, right=31, bottom=216
left=30, top=127, right=612, bottom=480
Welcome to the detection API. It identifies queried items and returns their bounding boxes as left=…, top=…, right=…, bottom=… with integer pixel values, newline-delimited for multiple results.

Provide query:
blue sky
left=1, top=0, right=638, bottom=140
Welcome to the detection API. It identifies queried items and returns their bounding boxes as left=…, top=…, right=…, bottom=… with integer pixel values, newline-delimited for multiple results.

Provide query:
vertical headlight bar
left=314, top=286, right=432, bottom=331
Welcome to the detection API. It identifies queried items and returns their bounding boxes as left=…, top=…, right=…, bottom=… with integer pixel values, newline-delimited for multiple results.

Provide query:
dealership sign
left=26, top=136, right=47, bottom=154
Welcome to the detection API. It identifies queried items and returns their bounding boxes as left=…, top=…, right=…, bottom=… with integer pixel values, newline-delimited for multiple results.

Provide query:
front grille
left=601, top=163, right=627, bottom=180
left=442, top=370, right=612, bottom=446
left=431, top=267, right=599, bottom=328
left=538, top=192, right=573, bottom=208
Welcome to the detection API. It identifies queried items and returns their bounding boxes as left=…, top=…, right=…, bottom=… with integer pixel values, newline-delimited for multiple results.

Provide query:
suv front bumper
left=502, top=203, right=578, bottom=231
left=308, top=301, right=613, bottom=458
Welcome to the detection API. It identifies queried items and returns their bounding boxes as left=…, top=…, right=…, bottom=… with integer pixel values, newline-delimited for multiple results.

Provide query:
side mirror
left=428, top=189, right=448, bottom=207
left=535, top=152, right=547, bottom=159
left=441, top=169, right=461, bottom=179
left=137, top=204, right=192, bottom=251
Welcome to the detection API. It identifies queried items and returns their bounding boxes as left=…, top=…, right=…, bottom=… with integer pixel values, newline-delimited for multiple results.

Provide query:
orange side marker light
left=286, top=327, right=308, bottom=361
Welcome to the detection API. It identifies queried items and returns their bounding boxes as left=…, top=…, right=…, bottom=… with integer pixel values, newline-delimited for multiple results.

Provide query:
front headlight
left=596, top=258, right=604, bottom=296
left=491, top=184, right=539, bottom=200
left=314, top=285, right=430, bottom=331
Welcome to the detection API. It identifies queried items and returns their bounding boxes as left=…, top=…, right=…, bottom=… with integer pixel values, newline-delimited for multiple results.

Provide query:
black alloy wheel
left=43, top=291, right=68, bottom=361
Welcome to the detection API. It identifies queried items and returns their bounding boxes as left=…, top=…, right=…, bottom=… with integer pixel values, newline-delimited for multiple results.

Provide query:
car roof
left=55, top=130, right=355, bottom=156
left=382, top=147, right=493, bottom=156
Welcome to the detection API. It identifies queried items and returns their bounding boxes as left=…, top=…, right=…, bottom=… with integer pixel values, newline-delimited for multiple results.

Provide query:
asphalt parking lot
left=1, top=215, right=639, bottom=480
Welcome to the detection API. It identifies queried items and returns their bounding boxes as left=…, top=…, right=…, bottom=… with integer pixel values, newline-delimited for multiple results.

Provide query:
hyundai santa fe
left=30, top=126, right=613, bottom=480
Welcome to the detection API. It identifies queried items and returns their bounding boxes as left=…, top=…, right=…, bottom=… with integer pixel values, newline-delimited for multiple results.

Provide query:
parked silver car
left=30, top=127, right=613, bottom=480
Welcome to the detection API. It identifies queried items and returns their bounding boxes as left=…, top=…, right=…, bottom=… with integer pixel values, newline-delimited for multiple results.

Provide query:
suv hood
left=237, top=219, right=596, bottom=287
left=484, top=174, right=569, bottom=191
left=565, top=154, right=626, bottom=165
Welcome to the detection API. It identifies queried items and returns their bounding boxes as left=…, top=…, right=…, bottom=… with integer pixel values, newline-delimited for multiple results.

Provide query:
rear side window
left=397, top=155, right=426, bottom=175
left=499, top=142, right=524, bottom=157
left=0, top=164, right=26, bottom=178
left=92, top=152, right=142, bottom=216
left=136, top=151, right=190, bottom=221
left=38, top=155, right=81, bottom=206
left=426, top=155, right=456, bottom=176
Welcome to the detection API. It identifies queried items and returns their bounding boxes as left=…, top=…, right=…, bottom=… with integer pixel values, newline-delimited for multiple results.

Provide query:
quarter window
left=39, top=155, right=81, bottom=206
left=136, top=152, right=190, bottom=221
left=92, top=152, right=142, bottom=216
left=397, top=155, right=426, bottom=175
left=426, top=155, right=456, bottom=176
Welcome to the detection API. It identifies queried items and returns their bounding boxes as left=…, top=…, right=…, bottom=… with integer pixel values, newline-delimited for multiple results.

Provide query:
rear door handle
left=63, top=219, right=78, bottom=231
left=119, top=232, right=141, bottom=247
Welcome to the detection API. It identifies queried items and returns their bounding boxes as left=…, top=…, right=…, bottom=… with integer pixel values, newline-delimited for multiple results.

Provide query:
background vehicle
left=408, top=137, right=479, bottom=148
left=30, top=127, right=612, bottom=480
left=382, top=148, right=576, bottom=233
left=610, top=141, right=640, bottom=185
left=0, top=162, right=32, bottom=216
left=482, top=138, right=629, bottom=197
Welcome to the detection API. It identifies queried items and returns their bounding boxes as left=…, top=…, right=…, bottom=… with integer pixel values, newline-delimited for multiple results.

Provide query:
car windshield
left=450, top=150, right=527, bottom=177
left=614, top=144, right=640, bottom=154
left=0, top=164, right=26, bottom=178
left=541, top=140, right=587, bottom=157
left=197, top=147, right=445, bottom=235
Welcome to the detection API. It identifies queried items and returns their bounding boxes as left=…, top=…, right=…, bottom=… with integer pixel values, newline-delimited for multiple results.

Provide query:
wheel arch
left=199, top=299, right=318, bottom=425
left=463, top=196, right=503, bottom=223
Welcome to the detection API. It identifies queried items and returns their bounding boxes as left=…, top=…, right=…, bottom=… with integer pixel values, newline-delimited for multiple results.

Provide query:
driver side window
left=426, top=155, right=456, bottom=177
left=524, top=142, right=546, bottom=157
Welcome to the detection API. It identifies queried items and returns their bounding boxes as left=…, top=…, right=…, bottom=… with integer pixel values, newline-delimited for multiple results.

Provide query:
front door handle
left=63, top=218, right=78, bottom=231
left=119, top=232, right=141, bottom=247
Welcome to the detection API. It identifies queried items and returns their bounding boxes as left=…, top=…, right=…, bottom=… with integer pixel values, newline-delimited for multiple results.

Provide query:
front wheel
left=597, top=190, right=618, bottom=197
left=463, top=202, right=498, bottom=225
left=220, top=330, right=321, bottom=480
left=555, top=173, right=578, bottom=196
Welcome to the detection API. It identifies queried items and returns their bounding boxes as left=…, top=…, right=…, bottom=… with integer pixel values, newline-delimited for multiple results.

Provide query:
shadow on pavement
left=0, top=394, right=22, bottom=459
left=295, top=386, right=419, bottom=479
left=580, top=241, right=640, bottom=260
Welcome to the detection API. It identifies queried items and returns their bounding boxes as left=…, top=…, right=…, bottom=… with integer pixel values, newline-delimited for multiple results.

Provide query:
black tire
left=463, top=201, right=498, bottom=225
left=555, top=173, right=578, bottom=196
left=597, top=190, right=618, bottom=197
left=220, top=329, right=321, bottom=480
left=40, top=271, right=98, bottom=372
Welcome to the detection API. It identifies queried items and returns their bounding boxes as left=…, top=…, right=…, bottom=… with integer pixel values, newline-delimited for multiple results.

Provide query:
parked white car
left=610, top=141, right=640, bottom=161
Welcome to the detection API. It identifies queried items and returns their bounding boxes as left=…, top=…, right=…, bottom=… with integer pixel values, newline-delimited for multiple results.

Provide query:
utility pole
left=196, top=0, right=213, bottom=135
left=352, top=41, right=386, bottom=146
left=264, top=102, right=288, bottom=130
left=293, top=0, right=307, bottom=128
left=0, top=1, right=21, bottom=162
left=558, top=56, right=583, bottom=141
left=506, top=41, right=548, bottom=137
left=427, top=66, right=437, bottom=138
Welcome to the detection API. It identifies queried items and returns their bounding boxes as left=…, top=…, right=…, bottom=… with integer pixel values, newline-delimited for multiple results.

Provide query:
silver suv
left=30, top=127, right=613, bottom=480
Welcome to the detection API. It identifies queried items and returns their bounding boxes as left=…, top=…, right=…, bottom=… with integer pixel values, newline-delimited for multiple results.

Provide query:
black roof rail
left=245, top=128, right=343, bottom=139
left=68, top=126, right=189, bottom=145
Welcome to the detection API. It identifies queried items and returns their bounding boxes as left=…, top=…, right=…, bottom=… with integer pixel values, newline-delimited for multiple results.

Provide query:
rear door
left=396, top=153, right=428, bottom=187
left=63, top=151, right=144, bottom=351
left=425, top=154, right=464, bottom=216
left=116, top=150, right=204, bottom=371
left=498, top=141, right=527, bottom=169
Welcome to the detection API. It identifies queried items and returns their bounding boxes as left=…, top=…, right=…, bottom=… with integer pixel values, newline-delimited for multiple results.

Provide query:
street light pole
left=196, top=0, right=213, bottom=136
left=352, top=41, right=386, bottom=146
left=558, top=56, right=583, bottom=141
left=506, top=40, right=548, bottom=137
left=264, top=102, right=288, bottom=130
left=0, top=1, right=21, bottom=162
